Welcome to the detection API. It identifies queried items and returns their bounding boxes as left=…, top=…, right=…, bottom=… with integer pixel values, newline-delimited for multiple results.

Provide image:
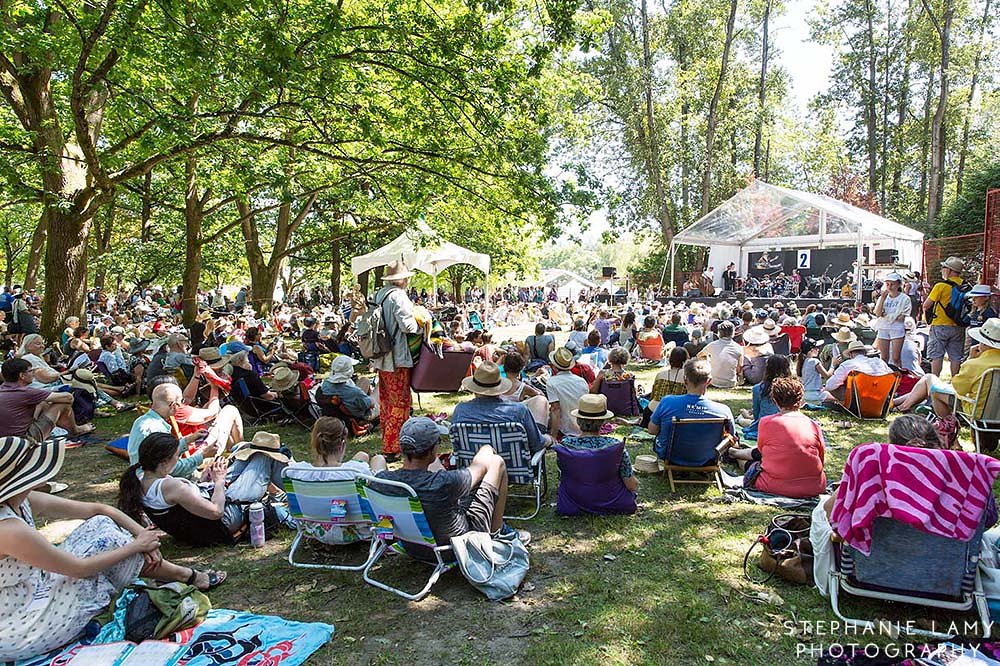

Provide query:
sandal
left=115, top=403, right=136, bottom=413
left=186, top=568, right=227, bottom=591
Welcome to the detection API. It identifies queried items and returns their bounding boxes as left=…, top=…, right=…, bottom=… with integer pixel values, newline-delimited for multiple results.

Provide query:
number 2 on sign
left=797, top=250, right=810, bottom=270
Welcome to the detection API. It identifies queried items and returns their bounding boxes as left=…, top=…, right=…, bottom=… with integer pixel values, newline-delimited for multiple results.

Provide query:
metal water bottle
left=249, top=502, right=265, bottom=548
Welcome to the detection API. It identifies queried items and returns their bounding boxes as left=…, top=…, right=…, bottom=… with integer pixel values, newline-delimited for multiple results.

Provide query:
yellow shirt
left=927, top=277, right=964, bottom=326
left=951, top=348, right=1000, bottom=409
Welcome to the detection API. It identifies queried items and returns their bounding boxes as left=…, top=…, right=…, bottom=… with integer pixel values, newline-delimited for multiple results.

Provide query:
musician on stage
left=723, top=263, right=737, bottom=292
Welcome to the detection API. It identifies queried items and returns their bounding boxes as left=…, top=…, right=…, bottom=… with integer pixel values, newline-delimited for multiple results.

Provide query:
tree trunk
left=41, top=207, right=94, bottom=340
left=678, top=43, right=690, bottom=224
left=23, top=214, right=47, bottom=290
left=925, top=0, right=953, bottom=232
left=359, top=271, right=369, bottom=295
left=956, top=0, right=990, bottom=195
left=640, top=0, right=672, bottom=245
left=753, top=0, right=770, bottom=177
left=701, top=0, right=739, bottom=216
left=864, top=0, right=879, bottom=197
left=3, top=236, right=14, bottom=288
left=890, top=40, right=911, bottom=210
left=330, top=237, right=341, bottom=299
left=918, top=66, right=935, bottom=218
left=141, top=170, right=153, bottom=242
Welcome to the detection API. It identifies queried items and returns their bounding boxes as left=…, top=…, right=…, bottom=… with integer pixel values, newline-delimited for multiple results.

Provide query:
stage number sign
left=796, top=250, right=811, bottom=270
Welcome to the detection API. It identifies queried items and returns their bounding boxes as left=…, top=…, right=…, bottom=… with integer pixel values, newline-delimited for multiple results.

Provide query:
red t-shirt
left=754, top=411, right=827, bottom=498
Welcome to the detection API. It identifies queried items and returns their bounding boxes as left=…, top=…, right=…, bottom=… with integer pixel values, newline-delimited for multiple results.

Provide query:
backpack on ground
left=355, top=287, right=396, bottom=360
left=929, top=280, right=972, bottom=326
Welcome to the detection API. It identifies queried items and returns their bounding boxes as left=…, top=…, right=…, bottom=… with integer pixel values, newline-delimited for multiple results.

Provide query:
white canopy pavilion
left=350, top=223, right=491, bottom=304
left=665, top=181, right=924, bottom=293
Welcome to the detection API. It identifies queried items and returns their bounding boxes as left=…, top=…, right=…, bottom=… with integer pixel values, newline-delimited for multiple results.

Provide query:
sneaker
left=499, top=523, right=531, bottom=546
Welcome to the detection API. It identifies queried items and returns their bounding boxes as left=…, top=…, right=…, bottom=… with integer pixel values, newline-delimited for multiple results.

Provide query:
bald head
left=150, top=383, right=182, bottom=416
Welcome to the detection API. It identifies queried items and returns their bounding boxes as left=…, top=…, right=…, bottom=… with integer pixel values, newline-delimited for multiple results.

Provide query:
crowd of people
left=1, top=252, right=1000, bottom=660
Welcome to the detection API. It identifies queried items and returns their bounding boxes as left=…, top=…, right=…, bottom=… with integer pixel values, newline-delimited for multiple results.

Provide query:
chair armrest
left=530, top=448, right=546, bottom=468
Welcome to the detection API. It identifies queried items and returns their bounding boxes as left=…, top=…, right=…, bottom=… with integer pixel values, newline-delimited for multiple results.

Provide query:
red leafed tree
left=825, top=169, right=882, bottom=214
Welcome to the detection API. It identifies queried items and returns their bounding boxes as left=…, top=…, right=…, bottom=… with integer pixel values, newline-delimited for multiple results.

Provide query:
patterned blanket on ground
left=9, top=609, right=334, bottom=666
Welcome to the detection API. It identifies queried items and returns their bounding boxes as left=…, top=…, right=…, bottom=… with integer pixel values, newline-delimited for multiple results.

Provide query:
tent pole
left=663, top=241, right=676, bottom=297
left=855, top=226, right=864, bottom=303
left=432, top=271, right=437, bottom=307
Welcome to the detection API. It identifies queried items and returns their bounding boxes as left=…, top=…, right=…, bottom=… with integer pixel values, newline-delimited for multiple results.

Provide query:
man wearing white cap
left=923, top=256, right=967, bottom=377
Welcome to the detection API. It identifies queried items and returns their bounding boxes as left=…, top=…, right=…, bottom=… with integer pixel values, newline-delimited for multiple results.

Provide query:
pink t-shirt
left=755, top=411, right=826, bottom=498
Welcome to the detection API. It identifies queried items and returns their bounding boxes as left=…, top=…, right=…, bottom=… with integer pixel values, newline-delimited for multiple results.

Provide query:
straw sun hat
left=570, top=394, right=614, bottom=421
left=461, top=362, right=512, bottom=396
left=382, top=259, right=413, bottom=281
left=0, top=437, right=64, bottom=504
left=232, top=432, right=289, bottom=464
left=969, top=318, right=1000, bottom=351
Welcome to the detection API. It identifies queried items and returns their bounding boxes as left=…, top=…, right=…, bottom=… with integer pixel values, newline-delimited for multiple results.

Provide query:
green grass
left=49, top=338, right=989, bottom=666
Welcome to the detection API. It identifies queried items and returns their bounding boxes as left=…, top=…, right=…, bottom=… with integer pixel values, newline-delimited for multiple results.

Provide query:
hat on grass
left=968, top=318, right=1000, bottom=351
left=398, top=416, right=442, bottom=456
left=232, top=432, right=289, bottom=464
left=833, top=327, right=857, bottom=343
left=571, top=394, right=614, bottom=421
left=0, top=437, right=64, bottom=504
left=461, top=362, right=512, bottom=396
left=633, top=454, right=661, bottom=475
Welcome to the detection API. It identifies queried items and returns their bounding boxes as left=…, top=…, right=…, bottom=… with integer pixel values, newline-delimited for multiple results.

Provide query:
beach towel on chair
left=831, top=443, right=1000, bottom=555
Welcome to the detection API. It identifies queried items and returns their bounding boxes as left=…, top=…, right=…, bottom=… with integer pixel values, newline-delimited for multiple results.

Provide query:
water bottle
left=249, top=502, right=265, bottom=548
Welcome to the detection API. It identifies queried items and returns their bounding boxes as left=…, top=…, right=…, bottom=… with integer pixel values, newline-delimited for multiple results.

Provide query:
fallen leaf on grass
left=294, top=582, right=316, bottom=593
left=603, top=554, right=617, bottom=561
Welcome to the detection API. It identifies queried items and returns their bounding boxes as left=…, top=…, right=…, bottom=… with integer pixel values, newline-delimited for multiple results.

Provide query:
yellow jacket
left=951, top=347, right=1000, bottom=402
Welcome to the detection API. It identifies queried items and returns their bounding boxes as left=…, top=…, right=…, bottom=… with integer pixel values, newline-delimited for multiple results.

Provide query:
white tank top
left=143, top=476, right=197, bottom=510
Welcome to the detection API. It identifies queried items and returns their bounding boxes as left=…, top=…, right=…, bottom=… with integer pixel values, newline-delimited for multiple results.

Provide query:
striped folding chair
left=449, top=422, right=546, bottom=520
left=282, top=468, right=375, bottom=571
left=356, top=476, right=456, bottom=601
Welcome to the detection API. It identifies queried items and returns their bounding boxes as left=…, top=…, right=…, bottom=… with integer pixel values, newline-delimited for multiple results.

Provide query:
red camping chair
left=781, top=325, right=807, bottom=353
left=637, top=338, right=664, bottom=362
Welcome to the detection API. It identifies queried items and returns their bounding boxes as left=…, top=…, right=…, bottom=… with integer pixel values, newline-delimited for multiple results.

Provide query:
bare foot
left=74, top=423, right=96, bottom=435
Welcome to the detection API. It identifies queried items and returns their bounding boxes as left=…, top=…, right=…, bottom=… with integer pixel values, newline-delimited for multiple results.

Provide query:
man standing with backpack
left=364, top=260, right=420, bottom=458
left=923, top=256, right=969, bottom=377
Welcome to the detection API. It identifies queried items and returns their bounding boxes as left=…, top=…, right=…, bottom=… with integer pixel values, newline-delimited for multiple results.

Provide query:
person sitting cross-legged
left=647, top=358, right=735, bottom=463
left=724, top=377, right=827, bottom=498
left=377, top=416, right=530, bottom=558
left=0, top=358, right=94, bottom=440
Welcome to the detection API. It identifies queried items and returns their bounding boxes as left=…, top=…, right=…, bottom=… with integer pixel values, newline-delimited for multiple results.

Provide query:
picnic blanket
left=721, top=487, right=820, bottom=510
left=831, top=443, right=1000, bottom=555
left=10, top=606, right=334, bottom=666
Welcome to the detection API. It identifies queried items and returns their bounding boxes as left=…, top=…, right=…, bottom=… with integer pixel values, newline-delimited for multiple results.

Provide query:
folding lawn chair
left=356, top=476, right=456, bottom=601
left=637, top=338, right=664, bottom=363
left=449, top=422, right=546, bottom=521
left=829, top=515, right=992, bottom=639
left=953, top=367, right=1000, bottom=453
left=599, top=377, right=640, bottom=416
left=230, top=377, right=285, bottom=426
left=661, top=417, right=731, bottom=492
left=314, top=390, right=373, bottom=437
left=553, top=441, right=636, bottom=516
left=842, top=370, right=900, bottom=419
left=780, top=325, right=806, bottom=353
left=770, top=333, right=791, bottom=357
left=278, top=384, right=320, bottom=429
left=282, top=468, right=375, bottom=571
left=661, top=329, right=689, bottom=348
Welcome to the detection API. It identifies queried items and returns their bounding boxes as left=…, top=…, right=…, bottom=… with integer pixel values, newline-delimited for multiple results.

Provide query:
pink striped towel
left=831, top=443, right=1000, bottom=555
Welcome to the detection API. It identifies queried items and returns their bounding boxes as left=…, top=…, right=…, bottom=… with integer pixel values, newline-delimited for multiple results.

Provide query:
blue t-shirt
left=742, top=382, right=779, bottom=441
left=650, top=394, right=735, bottom=464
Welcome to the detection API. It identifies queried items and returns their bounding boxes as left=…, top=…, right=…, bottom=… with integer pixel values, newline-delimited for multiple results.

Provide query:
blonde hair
left=311, top=417, right=348, bottom=462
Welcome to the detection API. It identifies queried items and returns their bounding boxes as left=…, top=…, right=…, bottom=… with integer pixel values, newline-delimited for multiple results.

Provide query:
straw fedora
left=633, top=454, right=661, bottom=475
left=0, top=437, right=65, bottom=504
left=942, top=256, right=965, bottom=273
left=835, top=312, right=855, bottom=327
left=762, top=318, right=778, bottom=332
left=570, top=393, right=614, bottom=421
left=232, top=432, right=289, bottom=464
left=854, top=313, right=872, bottom=327
left=382, top=259, right=413, bottom=281
left=969, top=284, right=993, bottom=298
left=197, top=346, right=231, bottom=369
left=268, top=366, right=299, bottom=393
left=832, top=327, right=857, bottom=343
left=743, top=326, right=770, bottom=345
left=968, top=318, right=1000, bottom=350
left=67, top=368, right=98, bottom=395
left=549, top=347, right=576, bottom=371
left=460, top=362, right=512, bottom=396
left=845, top=340, right=869, bottom=355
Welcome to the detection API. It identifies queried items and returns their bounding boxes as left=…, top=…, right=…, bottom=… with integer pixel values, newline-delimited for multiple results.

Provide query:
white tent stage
left=665, top=181, right=924, bottom=294
left=539, top=269, right=596, bottom=302
left=350, top=223, right=491, bottom=304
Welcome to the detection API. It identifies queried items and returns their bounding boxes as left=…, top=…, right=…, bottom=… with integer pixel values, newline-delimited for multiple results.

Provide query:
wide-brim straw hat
left=382, top=259, right=413, bottom=281
left=549, top=347, right=576, bottom=371
left=232, top=431, right=289, bottom=463
left=570, top=393, right=614, bottom=421
left=968, top=319, right=1000, bottom=350
left=197, top=346, right=231, bottom=369
left=66, top=368, right=98, bottom=395
left=460, top=362, right=512, bottom=396
left=762, top=318, right=777, bottom=332
left=846, top=340, right=868, bottom=355
left=854, top=313, right=872, bottom=327
left=0, top=437, right=64, bottom=504
left=942, top=256, right=965, bottom=272
left=833, top=327, right=857, bottom=343
left=743, top=326, right=769, bottom=345
left=268, top=366, right=299, bottom=393
left=835, top=313, right=855, bottom=328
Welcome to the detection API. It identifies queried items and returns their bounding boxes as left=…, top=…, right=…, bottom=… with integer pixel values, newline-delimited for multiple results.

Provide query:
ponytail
left=117, top=463, right=145, bottom=522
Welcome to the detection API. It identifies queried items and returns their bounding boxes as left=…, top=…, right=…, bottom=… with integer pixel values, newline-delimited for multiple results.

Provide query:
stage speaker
left=874, top=249, right=899, bottom=264
left=717, top=290, right=734, bottom=299
left=734, top=291, right=746, bottom=300
left=601, top=266, right=617, bottom=278
left=684, top=289, right=702, bottom=298
left=862, top=289, right=873, bottom=303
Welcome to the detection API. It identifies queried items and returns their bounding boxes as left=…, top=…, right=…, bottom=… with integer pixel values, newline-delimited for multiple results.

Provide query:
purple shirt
left=0, top=382, right=52, bottom=438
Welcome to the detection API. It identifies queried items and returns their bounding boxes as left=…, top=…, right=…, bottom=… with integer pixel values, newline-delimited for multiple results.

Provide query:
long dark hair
left=118, top=432, right=182, bottom=522
left=796, top=338, right=818, bottom=377
left=761, top=354, right=792, bottom=400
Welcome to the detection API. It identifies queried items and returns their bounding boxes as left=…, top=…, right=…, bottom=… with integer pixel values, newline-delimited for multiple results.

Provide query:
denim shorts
left=927, top=325, right=965, bottom=361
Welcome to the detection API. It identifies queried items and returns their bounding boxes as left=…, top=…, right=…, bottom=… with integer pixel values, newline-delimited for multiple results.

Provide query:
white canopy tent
left=539, top=269, right=596, bottom=301
left=665, top=181, right=924, bottom=294
left=350, top=223, right=491, bottom=305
